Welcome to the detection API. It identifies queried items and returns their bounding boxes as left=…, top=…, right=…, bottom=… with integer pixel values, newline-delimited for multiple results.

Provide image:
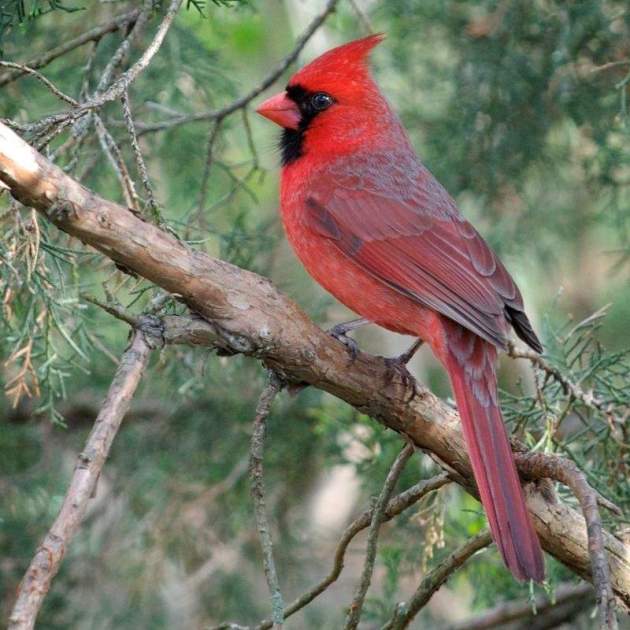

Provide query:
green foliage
left=0, top=0, right=84, bottom=55
left=1, top=0, right=629, bottom=627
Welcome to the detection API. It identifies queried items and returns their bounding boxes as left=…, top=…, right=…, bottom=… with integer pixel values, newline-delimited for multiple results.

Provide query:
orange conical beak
left=256, top=91, right=301, bottom=130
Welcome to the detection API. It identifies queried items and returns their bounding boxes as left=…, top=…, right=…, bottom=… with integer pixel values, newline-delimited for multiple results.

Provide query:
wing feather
left=303, top=152, right=539, bottom=350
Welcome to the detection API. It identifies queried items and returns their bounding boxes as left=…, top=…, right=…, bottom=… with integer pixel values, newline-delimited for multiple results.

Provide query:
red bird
left=256, top=34, right=544, bottom=582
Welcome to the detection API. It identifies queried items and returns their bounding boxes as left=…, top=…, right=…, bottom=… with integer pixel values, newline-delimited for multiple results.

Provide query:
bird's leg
left=383, top=338, right=424, bottom=398
left=328, top=317, right=370, bottom=361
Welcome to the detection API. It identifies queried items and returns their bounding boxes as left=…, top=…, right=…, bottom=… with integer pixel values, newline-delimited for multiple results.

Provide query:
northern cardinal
left=256, top=34, right=544, bottom=582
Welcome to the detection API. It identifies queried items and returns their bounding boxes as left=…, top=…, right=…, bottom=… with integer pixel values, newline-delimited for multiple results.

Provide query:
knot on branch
left=137, top=314, right=165, bottom=350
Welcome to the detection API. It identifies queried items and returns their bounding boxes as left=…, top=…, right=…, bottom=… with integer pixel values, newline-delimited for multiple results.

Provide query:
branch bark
left=1, top=122, right=628, bottom=610
left=7, top=323, right=160, bottom=630
left=448, top=582, right=594, bottom=630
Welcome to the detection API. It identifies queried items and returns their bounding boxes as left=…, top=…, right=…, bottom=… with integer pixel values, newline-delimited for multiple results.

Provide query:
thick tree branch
left=0, top=122, right=628, bottom=610
left=7, top=323, right=161, bottom=630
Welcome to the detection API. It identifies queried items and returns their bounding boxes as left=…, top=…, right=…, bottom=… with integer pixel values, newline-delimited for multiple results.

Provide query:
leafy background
left=1, top=0, right=629, bottom=627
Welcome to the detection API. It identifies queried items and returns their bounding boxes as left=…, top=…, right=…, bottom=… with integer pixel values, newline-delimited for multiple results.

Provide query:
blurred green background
left=1, top=1, right=629, bottom=628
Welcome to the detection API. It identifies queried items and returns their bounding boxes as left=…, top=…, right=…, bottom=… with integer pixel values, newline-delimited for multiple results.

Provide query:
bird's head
left=256, top=34, right=395, bottom=166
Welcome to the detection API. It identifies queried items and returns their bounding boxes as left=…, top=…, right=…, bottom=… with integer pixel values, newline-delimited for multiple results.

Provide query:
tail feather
left=443, top=323, right=544, bottom=581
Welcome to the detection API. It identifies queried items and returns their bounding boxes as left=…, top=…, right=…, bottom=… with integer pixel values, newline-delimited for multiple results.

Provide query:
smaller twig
left=94, top=116, right=139, bottom=209
left=0, top=9, right=141, bottom=88
left=82, top=294, right=140, bottom=327
left=0, top=62, right=78, bottom=106
left=249, top=372, right=285, bottom=629
left=344, top=443, right=415, bottom=630
left=8, top=327, right=160, bottom=630
left=348, top=0, right=374, bottom=33
left=121, top=89, right=161, bottom=222
left=516, top=452, right=618, bottom=630
left=381, top=531, right=493, bottom=630
left=197, top=118, right=224, bottom=213
left=507, top=341, right=610, bottom=413
left=135, top=0, right=341, bottom=136
left=251, top=474, right=451, bottom=629
left=447, top=581, right=594, bottom=630
left=241, top=108, right=259, bottom=170
left=96, top=2, right=153, bottom=94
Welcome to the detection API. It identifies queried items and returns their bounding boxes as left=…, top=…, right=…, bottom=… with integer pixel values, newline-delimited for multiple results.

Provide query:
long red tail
left=442, top=322, right=544, bottom=581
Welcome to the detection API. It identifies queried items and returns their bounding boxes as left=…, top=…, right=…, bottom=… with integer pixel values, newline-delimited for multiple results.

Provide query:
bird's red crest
left=288, top=33, right=384, bottom=92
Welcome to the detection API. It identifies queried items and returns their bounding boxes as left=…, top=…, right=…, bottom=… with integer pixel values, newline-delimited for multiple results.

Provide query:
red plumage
left=256, top=34, right=544, bottom=582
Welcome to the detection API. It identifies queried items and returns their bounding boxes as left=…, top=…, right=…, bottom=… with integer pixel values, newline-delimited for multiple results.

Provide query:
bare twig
left=344, top=443, right=415, bottom=629
left=348, top=0, right=374, bottom=33
left=516, top=452, right=618, bottom=629
left=10, top=0, right=182, bottom=135
left=8, top=325, right=162, bottom=630
left=0, top=62, right=78, bottom=106
left=507, top=341, right=611, bottom=413
left=197, top=118, right=224, bottom=213
left=382, top=531, right=493, bottom=629
left=96, top=2, right=153, bottom=94
left=94, top=115, right=139, bottom=209
left=135, top=0, right=341, bottom=135
left=448, top=581, right=594, bottom=630
left=249, top=372, right=285, bottom=628
left=121, top=89, right=161, bottom=222
left=0, top=9, right=142, bottom=87
left=254, top=473, right=451, bottom=630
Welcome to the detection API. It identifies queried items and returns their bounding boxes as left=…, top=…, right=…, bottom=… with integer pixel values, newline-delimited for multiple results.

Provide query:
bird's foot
left=327, top=318, right=368, bottom=362
left=383, top=339, right=424, bottom=401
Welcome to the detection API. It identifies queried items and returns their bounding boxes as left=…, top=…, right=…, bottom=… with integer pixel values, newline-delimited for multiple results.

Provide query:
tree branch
left=0, top=9, right=142, bottom=88
left=516, top=452, right=619, bottom=629
left=249, top=372, right=285, bottom=629
left=448, top=581, right=594, bottom=630
left=253, top=473, right=451, bottom=629
left=134, top=0, right=341, bottom=136
left=0, top=121, right=628, bottom=610
left=344, top=443, right=415, bottom=629
left=7, top=323, right=162, bottom=630
left=382, top=531, right=493, bottom=629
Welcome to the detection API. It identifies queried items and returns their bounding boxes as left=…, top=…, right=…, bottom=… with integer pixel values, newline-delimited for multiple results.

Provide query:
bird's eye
left=310, top=92, right=334, bottom=111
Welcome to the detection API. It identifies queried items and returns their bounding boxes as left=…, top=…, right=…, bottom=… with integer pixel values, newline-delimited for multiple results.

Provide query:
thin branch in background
left=249, top=372, right=285, bottom=629
left=0, top=8, right=142, bottom=88
left=6, top=0, right=182, bottom=136
left=135, top=0, right=341, bottom=135
left=95, top=1, right=153, bottom=94
left=382, top=531, right=493, bottom=630
left=507, top=339, right=611, bottom=413
left=348, top=0, right=374, bottom=33
left=197, top=117, right=224, bottom=214
left=447, top=581, right=594, bottom=630
left=241, top=108, right=259, bottom=171
left=516, top=452, right=619, bottom=630
left=7, top=324, right=162, bottom=630
left=120, top=89, right=161, bottom=223
left=344, top=443, right=415, bottom=630
left=94, top=115, right=140, bottom=209
left=253, top=473, right=451, bottom=630
left=0, top=62, right=78, bottom=106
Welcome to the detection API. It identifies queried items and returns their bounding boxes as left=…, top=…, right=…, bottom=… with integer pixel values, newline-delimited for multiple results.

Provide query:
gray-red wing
left=302, top=152, right=535, bottom=350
